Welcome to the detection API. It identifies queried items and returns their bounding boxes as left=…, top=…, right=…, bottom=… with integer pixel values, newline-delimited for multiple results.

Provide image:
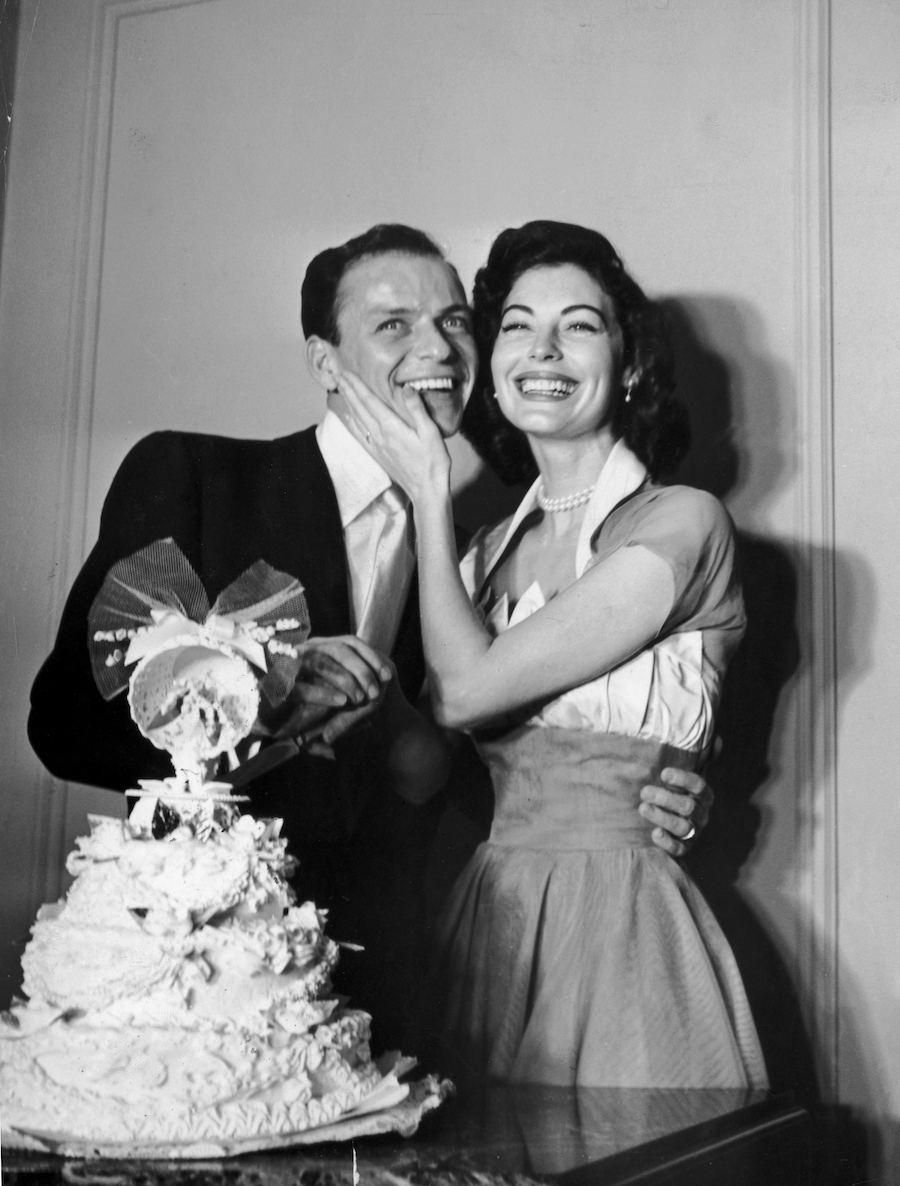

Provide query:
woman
left=335, top=220, right=767, bottom=1089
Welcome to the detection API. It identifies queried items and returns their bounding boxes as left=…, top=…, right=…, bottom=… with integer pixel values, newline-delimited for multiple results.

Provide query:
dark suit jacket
left=28, top=427, right=438, bottom=1044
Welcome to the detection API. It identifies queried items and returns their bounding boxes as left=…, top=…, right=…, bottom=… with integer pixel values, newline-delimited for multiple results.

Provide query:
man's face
left=329, top=252, right=477, bottom=437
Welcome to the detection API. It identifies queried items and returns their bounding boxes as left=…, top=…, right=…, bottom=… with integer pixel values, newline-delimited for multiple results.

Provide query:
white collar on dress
left=316, top=410, right=394, bottom=528
left=478, top=437, right=649, bottom=587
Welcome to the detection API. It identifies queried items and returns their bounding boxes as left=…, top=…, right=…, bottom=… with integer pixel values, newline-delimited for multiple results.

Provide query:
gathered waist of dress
left=475, top=727, right=697, bottom=852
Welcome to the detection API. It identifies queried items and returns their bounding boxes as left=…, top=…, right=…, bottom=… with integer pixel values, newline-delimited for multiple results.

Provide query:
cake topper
left=87, top=539, right=310, bottom=793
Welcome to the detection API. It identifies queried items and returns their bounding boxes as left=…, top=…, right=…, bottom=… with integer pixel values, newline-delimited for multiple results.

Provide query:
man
left=28, top=224, right=710, bottom=1044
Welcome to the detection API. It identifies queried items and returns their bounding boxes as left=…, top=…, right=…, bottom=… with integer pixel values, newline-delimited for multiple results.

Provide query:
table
left=3, top=1083, right=813, bottom=1185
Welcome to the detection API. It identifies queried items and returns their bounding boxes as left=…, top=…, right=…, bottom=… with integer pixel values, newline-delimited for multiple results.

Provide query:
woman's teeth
left=519, top=378, right=577, bottom=397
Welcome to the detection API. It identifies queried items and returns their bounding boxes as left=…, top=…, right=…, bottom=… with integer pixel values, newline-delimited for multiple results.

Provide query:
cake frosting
left=0, top=794, right=384, bottom=1147
left=1, top=545, right=443, bottom=1154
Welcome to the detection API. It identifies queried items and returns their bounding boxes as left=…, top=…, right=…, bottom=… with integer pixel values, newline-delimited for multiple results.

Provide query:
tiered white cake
left=1, top=546, right=445, bottom=1156
left=0, top=792, right=387, bottom=1150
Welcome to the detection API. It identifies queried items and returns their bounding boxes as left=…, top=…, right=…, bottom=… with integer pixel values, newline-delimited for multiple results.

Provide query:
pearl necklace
left=536, top=483, right=596, bottom=513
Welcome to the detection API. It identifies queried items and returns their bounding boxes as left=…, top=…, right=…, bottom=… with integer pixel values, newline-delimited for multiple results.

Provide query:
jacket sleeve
left=28, top=433, right=199, bottom=791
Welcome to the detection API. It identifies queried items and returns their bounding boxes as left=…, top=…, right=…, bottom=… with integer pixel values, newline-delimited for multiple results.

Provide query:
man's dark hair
left=301, top=224, right=447, bottom=344
left=461, top=220, right=690, bottom=483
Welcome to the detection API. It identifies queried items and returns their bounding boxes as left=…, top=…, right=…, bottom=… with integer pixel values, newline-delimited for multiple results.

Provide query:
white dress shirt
left=316, top=411, right=415, bottom=655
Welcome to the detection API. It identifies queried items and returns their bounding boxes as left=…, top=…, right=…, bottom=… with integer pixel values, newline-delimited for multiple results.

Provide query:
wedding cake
left=0, top=796, right=391, bottom=1151
left=1, top=542, right=444, bottom=1156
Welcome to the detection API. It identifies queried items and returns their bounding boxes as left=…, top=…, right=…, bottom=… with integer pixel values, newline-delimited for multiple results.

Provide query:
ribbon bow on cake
left=121, top=609, right=270, bottom=672
left=87, top=539, right=311, bottom=789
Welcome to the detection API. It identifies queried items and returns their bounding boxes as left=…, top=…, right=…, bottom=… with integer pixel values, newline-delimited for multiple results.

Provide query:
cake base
left=2, top=1073, right=453, bottom=1159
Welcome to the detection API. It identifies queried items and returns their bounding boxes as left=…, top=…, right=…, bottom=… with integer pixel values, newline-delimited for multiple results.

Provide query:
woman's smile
left=492, top=263, right=626, bottom=442
left=515, top=372, right=579, bottom=399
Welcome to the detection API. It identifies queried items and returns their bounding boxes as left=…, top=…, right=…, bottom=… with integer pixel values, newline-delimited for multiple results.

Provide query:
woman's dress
left=432, top=440, right=768, bottom=1088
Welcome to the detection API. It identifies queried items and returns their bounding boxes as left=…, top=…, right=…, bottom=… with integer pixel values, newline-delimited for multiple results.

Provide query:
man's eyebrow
left=367, top=302, right=472, bottom=318
left=368, top=305, right=415, bottom=317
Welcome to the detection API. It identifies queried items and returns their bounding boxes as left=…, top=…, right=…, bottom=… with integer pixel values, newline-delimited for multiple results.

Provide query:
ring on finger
left=683, top=824, right=697, bottom=842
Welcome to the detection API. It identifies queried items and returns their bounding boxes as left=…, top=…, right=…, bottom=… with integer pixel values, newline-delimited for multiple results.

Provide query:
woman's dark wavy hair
left=461, top=220, right=690, bottom=484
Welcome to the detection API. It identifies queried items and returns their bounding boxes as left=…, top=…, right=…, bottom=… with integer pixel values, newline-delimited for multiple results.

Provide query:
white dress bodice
left=476, top=579, right=717, bottom=753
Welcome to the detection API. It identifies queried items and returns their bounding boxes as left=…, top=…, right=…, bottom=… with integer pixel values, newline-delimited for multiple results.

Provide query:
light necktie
left=356, top=486, right=415, bottom=655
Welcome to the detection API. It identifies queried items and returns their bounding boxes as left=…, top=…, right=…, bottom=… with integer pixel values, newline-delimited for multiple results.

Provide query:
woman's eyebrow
left=561, top=304, right=604, bottom=317
left=500, top=303, right=605, bottom=318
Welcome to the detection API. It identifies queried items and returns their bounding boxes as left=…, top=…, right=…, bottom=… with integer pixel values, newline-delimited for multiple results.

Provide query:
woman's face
left=491, top=263, right=627, bottom=443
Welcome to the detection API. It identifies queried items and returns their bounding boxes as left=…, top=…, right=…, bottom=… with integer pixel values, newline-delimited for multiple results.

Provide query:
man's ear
left=305, top=336, right=340, bottom=393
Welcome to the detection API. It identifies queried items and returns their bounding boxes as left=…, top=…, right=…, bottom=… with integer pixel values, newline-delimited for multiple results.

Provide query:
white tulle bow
left=124, top=608, right=268, bottom=670
left=87, top=538, right=311, bottom=708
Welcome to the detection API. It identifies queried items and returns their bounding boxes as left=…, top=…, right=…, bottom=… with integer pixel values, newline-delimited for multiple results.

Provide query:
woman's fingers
left=397, top=381, right=431, bottom=423
left=335, top=371, right=400, bottom=439
left=334, top=369, right=452, bottom=500
left=337, top=370, right=436, bottom=445
left=331, top=374, right=383, bottom=453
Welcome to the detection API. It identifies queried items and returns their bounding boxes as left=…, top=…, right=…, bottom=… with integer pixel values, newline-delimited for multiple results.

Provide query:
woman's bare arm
left=335, top=371, right=676, bottom=731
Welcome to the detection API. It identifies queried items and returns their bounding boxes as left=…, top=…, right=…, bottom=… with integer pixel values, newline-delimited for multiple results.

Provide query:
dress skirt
left=431, top=727, right=768, bottom=1089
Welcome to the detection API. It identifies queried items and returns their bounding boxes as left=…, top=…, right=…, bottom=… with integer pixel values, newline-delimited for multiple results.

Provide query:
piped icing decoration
left=0, top=796, right=390, bottom=1147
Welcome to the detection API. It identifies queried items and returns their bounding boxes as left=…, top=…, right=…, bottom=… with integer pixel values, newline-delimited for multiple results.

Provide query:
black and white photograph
left=0, top=2, right=896, bottom=1183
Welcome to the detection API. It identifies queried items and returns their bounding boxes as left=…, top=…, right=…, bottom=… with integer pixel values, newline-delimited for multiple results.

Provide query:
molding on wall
left=54, top=2, right=213, bottom=599
left=793, top=0, right=838, bottom=1102
left=38, top=0, right=215, bottom=905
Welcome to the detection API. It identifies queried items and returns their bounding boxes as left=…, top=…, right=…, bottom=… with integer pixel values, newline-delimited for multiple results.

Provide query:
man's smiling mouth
left=405, top=376, right=459, bottom=393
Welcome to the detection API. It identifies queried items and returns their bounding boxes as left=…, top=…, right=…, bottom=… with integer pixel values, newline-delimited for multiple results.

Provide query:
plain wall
left=0, top=0, right=896, bottom=1178
left=832, top=2, right=900, bottom=1178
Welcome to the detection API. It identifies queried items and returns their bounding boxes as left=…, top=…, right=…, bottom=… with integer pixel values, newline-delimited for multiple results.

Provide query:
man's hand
left=256, top=636, right=392, bottom=749
left=639, top=767, right=713, bottom=858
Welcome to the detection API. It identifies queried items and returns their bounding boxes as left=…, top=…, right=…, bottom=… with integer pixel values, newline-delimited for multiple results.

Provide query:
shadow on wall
left=667, top=297, right=873, bottom=1183
left=661, top=296, right=818, bottom=1103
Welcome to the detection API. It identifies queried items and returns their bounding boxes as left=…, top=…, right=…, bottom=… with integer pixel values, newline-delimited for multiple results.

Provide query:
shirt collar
left=316, top=410, right=394, bottom=527
left=480, top=438, right=649, bottom=587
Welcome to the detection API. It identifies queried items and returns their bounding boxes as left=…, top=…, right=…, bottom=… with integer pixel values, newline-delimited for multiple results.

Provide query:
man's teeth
left=407, top=377, right=456, bottom=392
left=520, top=378, right=577, bottom=396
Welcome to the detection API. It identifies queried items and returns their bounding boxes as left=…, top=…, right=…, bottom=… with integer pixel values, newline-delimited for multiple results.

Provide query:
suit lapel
left=267, top=428, right=352, bottom=637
